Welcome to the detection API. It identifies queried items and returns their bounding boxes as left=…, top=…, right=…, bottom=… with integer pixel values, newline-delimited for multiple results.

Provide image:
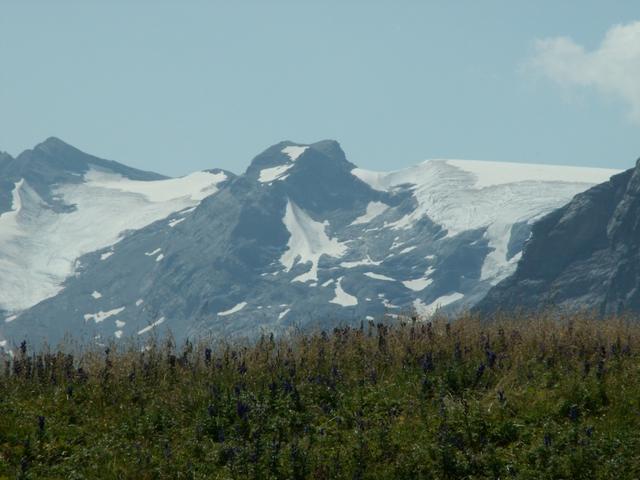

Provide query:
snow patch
left=280, top=200, right=347, bottom=283
left=91, top=291, right=102, bottom=299
left=278, top=308, right=291, bottom=320
left=145, top=248, right=162, bottom=257
left=363, top=272, right=395, bottom=281
left=218, top=302, right=247, bottom=316
left=155, top=254, right=164, bottom=262
left=100, top=251, right=114, bottom=261
left=259, top=164, right=294, bottom=183
left=329, top=277, right=358, bottom=307
left=168, top=217, right=185, bottom=227
left=115, top=320, right=126, bottom=328
left=135, top=299, right=144, bottom=307
left=137, top=317, right=165, bottom=335
left=398, top=246, right=417, bottom=254
left=84, top=307, right=125, bottom=324
left=114, top=330, right=123, bottom=339
left=5, top=315, right=17, bottom=323
left=413, top=292, right=464, bottom=317
left=282, top=145, right=308, bottom=161
left=339, top=256, right=382, bottom=268
left=402, top=278, right=433, bottom=292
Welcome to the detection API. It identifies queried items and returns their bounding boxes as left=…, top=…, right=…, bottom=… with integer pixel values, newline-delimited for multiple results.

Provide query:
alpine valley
left=0, top=138, right=621, bottom=347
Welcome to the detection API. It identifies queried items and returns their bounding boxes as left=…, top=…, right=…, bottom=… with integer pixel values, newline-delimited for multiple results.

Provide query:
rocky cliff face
left=477, top=159, right=640, bottom=316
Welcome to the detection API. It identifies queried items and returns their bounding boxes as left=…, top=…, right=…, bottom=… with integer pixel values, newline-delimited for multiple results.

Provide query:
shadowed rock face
left=477, top=159, right=640, bottom=316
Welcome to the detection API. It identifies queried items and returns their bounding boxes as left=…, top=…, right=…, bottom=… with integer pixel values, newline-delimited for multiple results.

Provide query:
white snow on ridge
left=84, top=169, right=226, bottom=202
left=282, top=145, right=308, bottom=161
left=446, top=159, right=619, bottom=189
left=350, top=201, right=388, bottom=225
left=329, top=277, right=358, bottom=307
left=218, top=301, right=247, bottom=317
left=0, top=168, right=227, bottom=313
left=280, top=200, right=347, bottom=283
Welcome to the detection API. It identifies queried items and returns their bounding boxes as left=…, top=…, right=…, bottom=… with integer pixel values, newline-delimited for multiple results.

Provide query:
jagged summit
left=244, top=139, right=352, bottom=182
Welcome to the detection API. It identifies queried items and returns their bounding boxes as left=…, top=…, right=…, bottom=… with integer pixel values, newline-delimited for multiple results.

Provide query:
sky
left=1, top=1, right=639, bottom=176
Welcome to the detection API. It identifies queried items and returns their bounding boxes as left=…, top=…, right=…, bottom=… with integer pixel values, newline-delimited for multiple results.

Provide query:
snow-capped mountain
left=0, top=138, right=619, bottom=346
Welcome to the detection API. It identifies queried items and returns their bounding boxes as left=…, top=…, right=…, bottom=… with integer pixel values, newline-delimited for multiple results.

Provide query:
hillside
left=2, top=313, right=640, bottom=478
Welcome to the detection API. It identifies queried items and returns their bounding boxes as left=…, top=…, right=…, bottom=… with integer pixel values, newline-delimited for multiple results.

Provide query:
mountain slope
left=0, top=140, right=619, bottom=346
left=476, top=159, right=640, bottom=316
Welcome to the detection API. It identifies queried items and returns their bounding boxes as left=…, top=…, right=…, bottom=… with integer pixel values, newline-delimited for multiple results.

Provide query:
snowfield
left=0, top=170, right=227, bottom=314
left=353, top=159, right=619, bottom=286
left=280, top=200, right=348, bottom=283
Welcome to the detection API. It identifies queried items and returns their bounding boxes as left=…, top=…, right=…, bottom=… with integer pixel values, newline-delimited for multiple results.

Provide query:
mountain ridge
left=0, top=139, right=620, bottom=348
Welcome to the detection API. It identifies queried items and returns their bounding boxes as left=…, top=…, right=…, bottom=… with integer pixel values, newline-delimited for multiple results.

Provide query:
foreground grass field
left=2, top=313, right=640, bottom=479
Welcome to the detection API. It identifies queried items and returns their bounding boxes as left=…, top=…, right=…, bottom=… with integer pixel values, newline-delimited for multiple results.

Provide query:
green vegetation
left=2, top=313, right=640, bottom=479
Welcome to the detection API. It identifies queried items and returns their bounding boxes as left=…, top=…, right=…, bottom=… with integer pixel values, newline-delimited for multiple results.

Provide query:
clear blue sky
left=1, top=1, right=639, bottom=176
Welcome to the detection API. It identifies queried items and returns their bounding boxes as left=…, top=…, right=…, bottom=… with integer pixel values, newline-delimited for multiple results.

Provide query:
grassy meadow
left=2, top=313, right=640, bottom=479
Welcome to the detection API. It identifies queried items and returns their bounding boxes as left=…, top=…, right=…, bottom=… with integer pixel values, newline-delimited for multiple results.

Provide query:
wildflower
left=420, top=352, right=434, bottom=373
left=475, top=363, right=485, bottom=383
left=66, top=385, right=73, bottom=399
left=543, top=433, right=552, bottom=447
left=486, top=349, right=497, bottom=368
left=585, top=426, right=594, bottom=437
left=37, top=415, right=45, bottom=434
left=207, top=404, right=216, bottom=417
left=568, top=404, right=580, bottom=422
left=238, top=360, right=247, bottom=375
left=454, top=342, right=462, bottom=361
left=236, top=400, right=250, bottom=420
left=283, top=379, right=294, bottom=394
left=497, top=390, right=506, bottom=405
left=204, top=348, right=212, bottom=365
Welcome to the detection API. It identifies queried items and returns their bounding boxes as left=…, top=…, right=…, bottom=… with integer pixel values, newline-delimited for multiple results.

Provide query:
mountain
left=0, top=139, right=618, bottom=347
left=476, top=158, right=640, bottom=316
